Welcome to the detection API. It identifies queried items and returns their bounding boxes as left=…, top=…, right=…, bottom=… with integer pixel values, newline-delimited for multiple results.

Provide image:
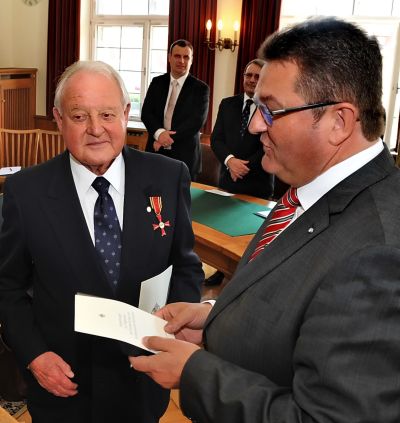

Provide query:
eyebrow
left=257, top=94, right=284, bottom=110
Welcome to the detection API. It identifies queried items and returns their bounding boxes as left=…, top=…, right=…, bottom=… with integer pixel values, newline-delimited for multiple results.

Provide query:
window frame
left=90, top=3, right=168, bottom=121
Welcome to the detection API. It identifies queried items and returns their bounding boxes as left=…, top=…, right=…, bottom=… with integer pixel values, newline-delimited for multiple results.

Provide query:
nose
left=86, top=115, right=104, bottom=137
left=248, top=108, right=268, bottom=135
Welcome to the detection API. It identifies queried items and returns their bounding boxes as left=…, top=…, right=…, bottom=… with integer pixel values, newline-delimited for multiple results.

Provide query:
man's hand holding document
left=75, top=266, right=173, bottom=354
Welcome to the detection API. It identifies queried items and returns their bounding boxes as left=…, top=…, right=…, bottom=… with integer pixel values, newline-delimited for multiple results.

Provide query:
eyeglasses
left=253, top=95, right=339, bottom=126
left=243, top=73, right=259, bottom=80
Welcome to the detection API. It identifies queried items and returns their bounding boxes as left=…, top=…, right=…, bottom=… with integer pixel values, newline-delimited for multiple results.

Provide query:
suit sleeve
left=141, top=78, right=165, bottom=139
left=167, top=162, right=204, bottom=303
left=0, top=182, right=48, bottom=367
left=210, top=99, right=231, bottom=165
left=179, top=245, right=400, bottom=423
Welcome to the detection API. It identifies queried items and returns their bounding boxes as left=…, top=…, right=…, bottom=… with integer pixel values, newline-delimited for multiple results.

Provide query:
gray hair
left=54, top=60, right=131, bottom=112
left=244, top=59, right=265, bottom=72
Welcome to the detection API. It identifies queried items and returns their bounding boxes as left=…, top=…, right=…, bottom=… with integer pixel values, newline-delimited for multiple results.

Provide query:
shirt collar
left=170, top=73, right=188, bottom=87
left=297, top=140, right=384, bottom=211
left=243, top=93, right=253, bottom=104
left=70, top=152, right=125, bottom=197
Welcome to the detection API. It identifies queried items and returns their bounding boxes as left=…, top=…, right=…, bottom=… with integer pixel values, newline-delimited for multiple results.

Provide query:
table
left=191, top=182, right=275, bottom=279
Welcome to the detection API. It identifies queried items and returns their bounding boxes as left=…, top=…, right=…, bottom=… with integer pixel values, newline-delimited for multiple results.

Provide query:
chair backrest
left=0, top=129, right=40, bottom=168
left=37, top=130, right=65, bottom=164
left=197, top=143, right=221, bottom=187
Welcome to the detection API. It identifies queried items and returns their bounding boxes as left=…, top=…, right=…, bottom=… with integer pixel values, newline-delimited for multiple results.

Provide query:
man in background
left=0, top=60, right=203, bottom=423
left=207, top=59, right=274, bottom=286
left=211, top=59, right=273, bottom=199
left=129, top=18, right=400, bottom=423
left=142, top=39, right=210, bottom=180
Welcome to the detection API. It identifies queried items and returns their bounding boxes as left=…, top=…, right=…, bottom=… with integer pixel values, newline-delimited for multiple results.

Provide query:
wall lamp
left=205, top=19, right=239, bottom=52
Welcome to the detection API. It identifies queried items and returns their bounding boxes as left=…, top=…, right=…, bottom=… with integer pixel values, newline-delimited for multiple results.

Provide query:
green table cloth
left=190, top=188, right=273, bottom=236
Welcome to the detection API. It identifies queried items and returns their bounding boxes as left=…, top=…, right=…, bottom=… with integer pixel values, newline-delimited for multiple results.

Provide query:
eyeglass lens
left=243, top=73, right=259, bottom=80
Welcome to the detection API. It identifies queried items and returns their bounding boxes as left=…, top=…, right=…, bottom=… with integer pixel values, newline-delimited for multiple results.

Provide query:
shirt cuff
left=201, top=299, right=216, bottom=307
left=154, top=128, right=165, bottom=141
left=224, top=154, right=234, bottom=168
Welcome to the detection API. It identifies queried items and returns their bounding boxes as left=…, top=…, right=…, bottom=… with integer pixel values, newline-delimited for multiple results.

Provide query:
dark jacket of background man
left=142, top=40, right=209, bottom=180
left=211, top=60, right=274, bottom=199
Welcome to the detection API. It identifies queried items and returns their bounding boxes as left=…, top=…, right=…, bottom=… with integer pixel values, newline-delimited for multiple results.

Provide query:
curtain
left=234, top=0, right=281, bottom=94
left=168, top=0, right=217, bottom=134
left=46, top=0, right=81, bottom=117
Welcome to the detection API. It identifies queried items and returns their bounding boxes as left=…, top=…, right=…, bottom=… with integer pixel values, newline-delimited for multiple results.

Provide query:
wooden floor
left=10, top=264, right=225, bottom=423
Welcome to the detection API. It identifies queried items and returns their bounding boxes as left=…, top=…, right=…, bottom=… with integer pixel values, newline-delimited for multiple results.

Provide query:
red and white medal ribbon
left=149, top=196, right=170, bottom=236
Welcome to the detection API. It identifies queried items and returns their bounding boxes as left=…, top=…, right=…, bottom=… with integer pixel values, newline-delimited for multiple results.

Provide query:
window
left=91, top=0, right=169, bottom=120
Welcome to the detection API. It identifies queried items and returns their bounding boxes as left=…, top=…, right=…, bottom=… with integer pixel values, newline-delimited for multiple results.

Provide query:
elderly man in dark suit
left=141, top=39, right=210, bottom=180
left=0, top=60, right=203, bottom=423
left=211, top=59, right=273, bottom=199
left=129, top=18, right=400, bottom=423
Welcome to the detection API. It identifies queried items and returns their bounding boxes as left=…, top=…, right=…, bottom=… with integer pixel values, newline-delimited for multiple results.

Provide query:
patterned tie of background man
left=249, top=188, right=300, bottom=261
left=92, top=176, right=122, bottom=290
left=240, top=98, right=253, bottom=137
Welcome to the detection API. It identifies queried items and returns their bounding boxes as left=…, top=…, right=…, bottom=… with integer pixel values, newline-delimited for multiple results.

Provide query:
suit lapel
left=42, top=153, right=113, bottom=296
left=206, top=146, right=395, bottom=326
left=118, top=147, right=162, bottom=302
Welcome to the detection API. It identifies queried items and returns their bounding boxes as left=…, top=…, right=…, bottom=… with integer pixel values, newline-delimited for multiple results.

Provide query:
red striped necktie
left=249, top=188, right=300, bottom=262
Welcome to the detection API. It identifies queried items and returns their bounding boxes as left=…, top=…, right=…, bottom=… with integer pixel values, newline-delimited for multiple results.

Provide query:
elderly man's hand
left=129, top=337, right=200, bottom=389
left=29, top=351, right=78, bottom=397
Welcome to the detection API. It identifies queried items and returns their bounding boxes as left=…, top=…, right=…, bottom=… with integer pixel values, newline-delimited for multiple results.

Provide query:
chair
left=0, top=129, right=40, bottom=168
left=197, top=143, right=221, bottom=186
left=37, top=130, right=65, bottom=163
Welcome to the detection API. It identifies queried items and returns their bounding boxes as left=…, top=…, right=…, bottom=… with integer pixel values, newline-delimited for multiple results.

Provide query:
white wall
left=212, top=0, right=242, bottom=128
left=0, top=0, right=49, bottom=116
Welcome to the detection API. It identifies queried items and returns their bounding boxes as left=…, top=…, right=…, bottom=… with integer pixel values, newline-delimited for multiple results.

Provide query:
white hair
left=54, top=60, right=131, bottom=112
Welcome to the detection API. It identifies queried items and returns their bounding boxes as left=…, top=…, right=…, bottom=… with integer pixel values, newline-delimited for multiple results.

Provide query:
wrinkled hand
left=29, top=351, right=78, bottom=397
left=129, top=337, right=200, bottom=389
left=155, top=302, right=212, bottom=345
left=227, top=157, right=250, bottom=181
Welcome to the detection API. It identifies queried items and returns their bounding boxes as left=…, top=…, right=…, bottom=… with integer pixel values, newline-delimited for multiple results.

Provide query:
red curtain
left=46, top=0, right=81, bottom=117
left=234, top=0, right=281, bottom=94
left=168, top=0, right=217, bottom=134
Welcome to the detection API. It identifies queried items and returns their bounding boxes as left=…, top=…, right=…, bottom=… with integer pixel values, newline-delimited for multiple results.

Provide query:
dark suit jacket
left=142, top=73, right=209, bottom=179
left=180, top=147, right=400, bottom=423
left=0, top=147, right=203, bottom=423
left=211, top=94, right=273, bottom=199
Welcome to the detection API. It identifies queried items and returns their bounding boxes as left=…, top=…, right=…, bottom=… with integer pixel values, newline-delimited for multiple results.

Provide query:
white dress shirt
left=70, top=153, right=125, bottom=244
left=154, top=73, right=189, bottom=141
left=295, top=140, right=384, bottom=221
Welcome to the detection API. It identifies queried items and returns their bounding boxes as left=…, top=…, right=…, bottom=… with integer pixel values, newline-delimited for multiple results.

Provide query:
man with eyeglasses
left=206, top=59, right=274, bottom=286
left=128, top=17, right=400, bottom=423
left=211, top=59, right=274, bottom=200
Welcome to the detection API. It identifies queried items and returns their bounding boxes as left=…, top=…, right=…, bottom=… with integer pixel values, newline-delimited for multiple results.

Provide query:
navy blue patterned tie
left=240, top=99, right=253, bottom=137
left=92, top=177, right=122, bottom=291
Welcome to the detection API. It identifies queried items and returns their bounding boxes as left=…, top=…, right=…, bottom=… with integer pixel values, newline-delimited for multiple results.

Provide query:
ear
left=53, top=107, right=63, bottom=132
left=329, top=103, right=358, bottom=146
left=124, top=103, right=131, bottom=123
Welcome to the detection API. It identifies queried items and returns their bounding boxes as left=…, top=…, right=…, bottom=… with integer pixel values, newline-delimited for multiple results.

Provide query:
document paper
left=74, top=294, right=174, bottom=353
left=138, top=265, right=172, bottom=313
left=0, top=166, right=21, bottom=175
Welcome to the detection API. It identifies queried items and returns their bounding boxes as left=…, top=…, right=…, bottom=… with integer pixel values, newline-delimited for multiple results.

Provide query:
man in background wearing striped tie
left=130, top=17, right=400, bottom=423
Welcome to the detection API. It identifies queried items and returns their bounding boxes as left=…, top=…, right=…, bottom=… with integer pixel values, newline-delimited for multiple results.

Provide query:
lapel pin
left=308, top=227, right=314, bottom=234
